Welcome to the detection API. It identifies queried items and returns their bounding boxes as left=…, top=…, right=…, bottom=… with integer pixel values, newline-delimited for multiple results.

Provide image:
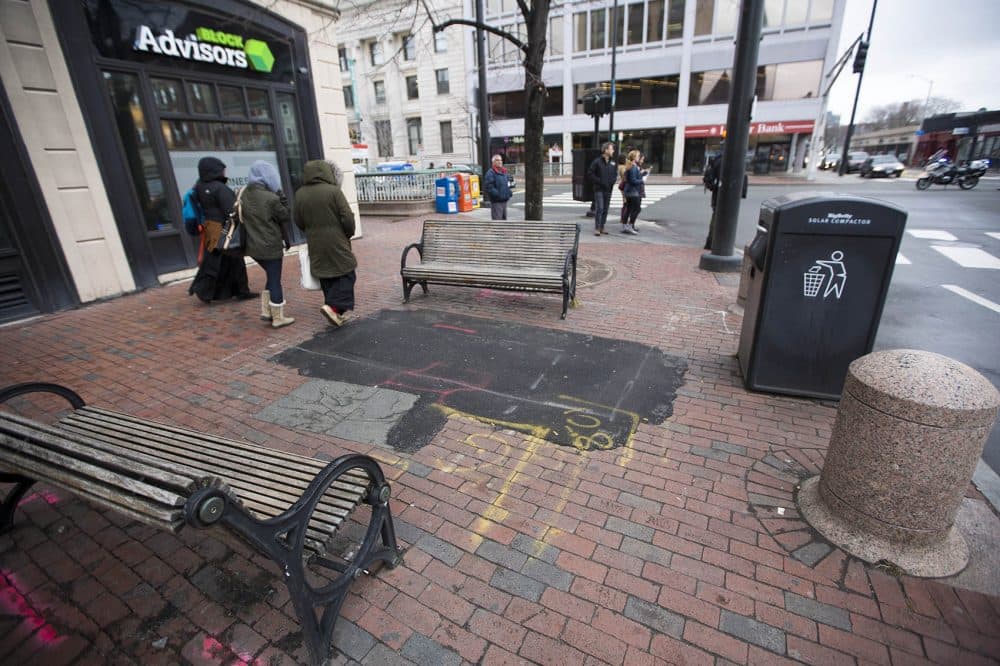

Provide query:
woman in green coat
left=293, top=160, right=357, bottom=327
left=242, top=160, right=294, bottom=327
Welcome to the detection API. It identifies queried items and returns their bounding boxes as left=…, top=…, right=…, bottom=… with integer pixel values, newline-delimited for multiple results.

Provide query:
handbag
left=299, top=246, right=321, bottom=290
left=215, top=187, right=246, bottom=255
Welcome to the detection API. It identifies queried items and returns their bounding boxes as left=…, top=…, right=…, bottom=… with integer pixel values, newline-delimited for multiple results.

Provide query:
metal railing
left=354, top=171, right=439, bottom=202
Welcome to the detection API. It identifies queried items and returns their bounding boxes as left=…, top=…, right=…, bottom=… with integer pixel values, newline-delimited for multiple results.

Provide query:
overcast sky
left=827, top=0, right=1000, bottom=122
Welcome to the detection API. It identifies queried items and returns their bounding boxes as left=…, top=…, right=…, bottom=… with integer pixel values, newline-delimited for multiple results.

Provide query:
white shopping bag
left=298, top=247, right=321, bottom=290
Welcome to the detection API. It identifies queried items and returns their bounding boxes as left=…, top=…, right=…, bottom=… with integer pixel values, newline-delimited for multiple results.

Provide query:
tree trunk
left=522, top=1, right=550, bottom=221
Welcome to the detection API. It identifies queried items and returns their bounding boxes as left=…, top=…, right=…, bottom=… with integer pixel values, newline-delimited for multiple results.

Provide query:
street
left=493, top=173, right=1000, bottom=474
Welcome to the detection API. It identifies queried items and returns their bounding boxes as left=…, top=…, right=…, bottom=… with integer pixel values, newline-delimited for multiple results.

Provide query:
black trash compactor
left=737, top=192, right=907, bottom=400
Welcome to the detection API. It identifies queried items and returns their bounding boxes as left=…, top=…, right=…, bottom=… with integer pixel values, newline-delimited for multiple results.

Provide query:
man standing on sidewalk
left=588, top=142, right=617, bottom=236
left=484, top=155, right=513, bottom=220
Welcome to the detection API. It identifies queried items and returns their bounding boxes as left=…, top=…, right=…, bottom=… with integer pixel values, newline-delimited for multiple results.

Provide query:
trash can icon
left=803, top=251, right=847, bottom=299
left=803, top=266, right=825, bottom=297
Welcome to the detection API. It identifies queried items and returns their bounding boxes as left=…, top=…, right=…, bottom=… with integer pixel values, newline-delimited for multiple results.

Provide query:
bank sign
left=134, top=26, right=275, bottom=73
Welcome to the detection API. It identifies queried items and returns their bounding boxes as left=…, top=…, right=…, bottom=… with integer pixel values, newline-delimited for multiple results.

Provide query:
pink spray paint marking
left=0, top=571, right=61, bottom=645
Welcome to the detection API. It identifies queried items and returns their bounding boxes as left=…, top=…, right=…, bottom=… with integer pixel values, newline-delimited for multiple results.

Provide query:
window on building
left=406, top=75, right=419, bottom=100
left=763, top=0, right=784, bottom=28
left=549, top=16, right=563, bottom=56
left=505, top=24, right=521, bottom=62
left=694, top=0, right=714, bottom=35
left=374, top=80, right=386, bottom=104
left=612, top=5, right=625, bottom=47
left=490, top=87, right=563, bottom=119
left=343, top=85, right=354, bottom=108
left=810, top=0, right=835, bottom=23
left=667, top=0, right=684, bottom=38
left=590, top=8, right=606, bottom=49
left=626, top=2, right=644, bottom=44
left=375, top=120, right=392, bottom=156
left=436, top=69, right=450, bottom=95
left=756, top=60, right=822, bottom=100
left=647, top=0, right=664, bottom=41
left=403, top=34, right=416, bottom=61
left=688, top=68, right=732, bottom=105
left=407, top=118, right=423, bottom=155
left=784, top=0, right=808, bottom=25
left=338, top=46, right=349, bottom=72
left=440, top=121, right=453, bottom=153
left=435, top=32, right=448, bottom=53
left=369, top=41, right=383, bottom=66
left=574, top=12, right=587, bottom=51
left=715, top=0, right=739, bottom=34
left=575, top=77, right=678, bottom=113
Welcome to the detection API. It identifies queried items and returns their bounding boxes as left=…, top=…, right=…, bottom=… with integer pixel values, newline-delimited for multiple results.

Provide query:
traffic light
left=853, top=41, right=869, bottom=73
left=581, top=93, right=611, bottom=117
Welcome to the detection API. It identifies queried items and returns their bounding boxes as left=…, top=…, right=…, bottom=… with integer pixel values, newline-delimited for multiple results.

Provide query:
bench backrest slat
left=420, top=220, right=578, bottom=270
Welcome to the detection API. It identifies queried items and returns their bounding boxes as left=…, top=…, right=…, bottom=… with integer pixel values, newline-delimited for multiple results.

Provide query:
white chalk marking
left=942, top=285, right=1000, bottom=314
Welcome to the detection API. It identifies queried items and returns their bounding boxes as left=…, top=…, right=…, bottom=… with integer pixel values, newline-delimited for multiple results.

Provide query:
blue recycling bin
left=435, top=176, right=459, bottom=214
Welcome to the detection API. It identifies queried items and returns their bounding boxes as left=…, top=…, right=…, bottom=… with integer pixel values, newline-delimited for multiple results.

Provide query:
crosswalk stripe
left=895, top=253, right=911, bottom=265
left=987, top=232, right=1000, bottom=241
left=942, top=285, right=1000, bottom=314
left=907, top=229, right=958, bottom=241
left=513, top=185, right=693, bottom=208
left=931, top=245, right=1000, bottom=269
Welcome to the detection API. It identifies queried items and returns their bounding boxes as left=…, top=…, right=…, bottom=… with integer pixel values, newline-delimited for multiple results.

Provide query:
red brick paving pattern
left=0, top=216, right=998, bottom=664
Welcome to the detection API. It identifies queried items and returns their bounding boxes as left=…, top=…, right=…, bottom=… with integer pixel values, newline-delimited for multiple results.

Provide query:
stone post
left=798, top=349, right=1000, bottom=577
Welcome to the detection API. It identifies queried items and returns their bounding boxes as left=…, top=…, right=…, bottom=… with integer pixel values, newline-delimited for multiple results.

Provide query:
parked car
left=819, top=153, right=840, bottom=170
left=844, top=151, right=870, bottom=173
left=859, top=154, right=904, bottom=178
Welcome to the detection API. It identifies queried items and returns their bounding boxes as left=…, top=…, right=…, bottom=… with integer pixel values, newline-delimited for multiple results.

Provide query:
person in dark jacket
left=293, top=160, right=357, bottom=327
left=188, top=156, right=255, bottom=302
left=484, top=155, right=513, bottom=220
left=702, top=141, right=748, bottom=249
left=242, top=160, right=294, bottom=328
left=588, top=142, right=617, bottom=236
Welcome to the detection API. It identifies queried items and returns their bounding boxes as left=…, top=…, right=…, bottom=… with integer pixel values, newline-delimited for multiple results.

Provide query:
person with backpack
left=241, top=160, right=294, bottom=328
left=188, top=157, right=256, bottom=303
left=702, top=141, right=748, bottom=250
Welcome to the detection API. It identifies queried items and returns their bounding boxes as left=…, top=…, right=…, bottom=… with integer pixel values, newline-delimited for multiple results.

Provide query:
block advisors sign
left=134, top=26, right=275, bottom=73
left=685, top=121, right=815, bottom=138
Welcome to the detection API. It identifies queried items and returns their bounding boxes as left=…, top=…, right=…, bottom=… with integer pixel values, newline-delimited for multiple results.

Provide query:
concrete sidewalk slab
left=0, top=215, right=998, bottom=665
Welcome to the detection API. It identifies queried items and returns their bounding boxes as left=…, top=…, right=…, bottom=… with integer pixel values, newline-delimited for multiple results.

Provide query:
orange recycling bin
left=469, top=174, right=481, bottom=208
left=455, top=173, right=473, bottom=212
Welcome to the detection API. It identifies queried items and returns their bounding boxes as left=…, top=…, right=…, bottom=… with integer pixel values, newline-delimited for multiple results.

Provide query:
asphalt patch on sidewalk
left=272, top=309, right=687, bottom=453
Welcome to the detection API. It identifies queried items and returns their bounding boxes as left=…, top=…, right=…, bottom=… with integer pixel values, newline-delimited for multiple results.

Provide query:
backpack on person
left=182, top=188, right=204, bottom=236
left=702, top=154, right=721, bottom=192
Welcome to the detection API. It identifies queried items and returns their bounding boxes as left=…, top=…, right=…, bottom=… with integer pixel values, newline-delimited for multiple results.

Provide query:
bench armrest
left=400, top=242, right=423, bottom=272
left=562, top=248, right=577, bottom=281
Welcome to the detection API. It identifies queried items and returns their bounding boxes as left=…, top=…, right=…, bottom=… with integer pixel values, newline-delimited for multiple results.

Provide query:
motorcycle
left=915, top=158, right=989, bottom=190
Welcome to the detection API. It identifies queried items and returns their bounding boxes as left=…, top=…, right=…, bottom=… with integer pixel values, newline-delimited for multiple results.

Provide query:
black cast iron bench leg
left=186, top=454, right=404, bottom=665
left=0, top=382, right=86, bottom=534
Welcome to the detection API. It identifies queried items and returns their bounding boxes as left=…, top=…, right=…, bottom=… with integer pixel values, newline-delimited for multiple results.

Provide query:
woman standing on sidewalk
left=188, top=156, right=256, bottom=303
left=293, top=160, right=357, bottom=327
left=241, top=160, right=294, bottom=328
left=621, top=150, right=644, bottom=235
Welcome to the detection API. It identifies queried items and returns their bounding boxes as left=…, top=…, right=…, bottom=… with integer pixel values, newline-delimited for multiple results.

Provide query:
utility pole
left=699, top=0, right=765, bottom=273
left=608, top=0, right=619, bottom=147
left=475, top=0, right=490, bottom=177
left=838, top=0, right=878, bottom=176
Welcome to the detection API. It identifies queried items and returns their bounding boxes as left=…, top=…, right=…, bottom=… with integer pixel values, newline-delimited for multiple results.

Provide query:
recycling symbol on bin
left=803, top=251, right=846, bottom=300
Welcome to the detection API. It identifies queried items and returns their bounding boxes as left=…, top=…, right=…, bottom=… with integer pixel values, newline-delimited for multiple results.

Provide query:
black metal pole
left=700, top=0, right=765, bottom=272
left=838, top=0, right=878, bottom=176
left=476, top=0, right=490, bottom=176
left=609, top=0, right=618, bottom=146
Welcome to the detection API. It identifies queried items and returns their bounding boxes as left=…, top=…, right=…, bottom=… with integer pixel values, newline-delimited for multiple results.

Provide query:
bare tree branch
left=433, top=18, right=526, bottom=52
left=515, top=0, right=529, bottom=18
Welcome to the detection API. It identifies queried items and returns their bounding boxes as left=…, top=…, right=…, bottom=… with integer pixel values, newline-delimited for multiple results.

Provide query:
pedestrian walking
left=293, top=160, right=357, bottom=328
left=621, top=150, right=643, bottom=235
left=188, top=156, right=256, bottom=303
left=588, top=142, right=617, bottom=236
left=702, top=141, right=747, bottom=249
left=484, top=155, right=513, bottom=220
left=241, top=160, right=294, bottom=328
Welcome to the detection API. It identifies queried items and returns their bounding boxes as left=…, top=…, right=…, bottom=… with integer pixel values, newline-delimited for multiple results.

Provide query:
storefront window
left=187, top=82, right=217, bottom=115
left=219, top=86, right=247, bottom=118
left=275, top=92, right=304, bottom=192
left=150, top=78, right=184, bottom=113
left=247, top=89, right=270, bottom=119
left=490, top=87, right=563, bottom=120
left=103, top=71, right=171, bottom=233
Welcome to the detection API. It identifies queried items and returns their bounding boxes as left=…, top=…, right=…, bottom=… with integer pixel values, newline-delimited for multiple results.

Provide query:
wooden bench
left=0, top=383, right=403, bottom=665
left=400, top=219, right=580, bottom=318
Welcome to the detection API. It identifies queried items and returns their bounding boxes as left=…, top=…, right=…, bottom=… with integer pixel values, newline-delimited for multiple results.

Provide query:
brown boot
left=270, top=301, right=295, bottom=328
left=260, top=290, right=272, bottom=320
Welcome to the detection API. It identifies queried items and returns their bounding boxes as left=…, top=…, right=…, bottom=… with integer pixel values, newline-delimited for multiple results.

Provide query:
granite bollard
left=798, top=349, right=1000, bottom=577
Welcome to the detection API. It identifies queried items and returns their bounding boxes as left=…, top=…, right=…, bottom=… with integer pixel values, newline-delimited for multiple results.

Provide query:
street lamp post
left=909, top=74, right=933, bottom=165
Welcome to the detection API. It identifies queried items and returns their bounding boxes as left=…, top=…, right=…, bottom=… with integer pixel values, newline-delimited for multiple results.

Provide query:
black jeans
left=625, top=196, right=642, bottom=225
left=257, top=257, right=284, bottom=303
left=319, top=270, right=357, bottom=313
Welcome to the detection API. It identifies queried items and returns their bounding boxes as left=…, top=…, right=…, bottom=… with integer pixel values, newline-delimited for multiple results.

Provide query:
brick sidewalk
left=1, top=216, right=998, bottom=665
